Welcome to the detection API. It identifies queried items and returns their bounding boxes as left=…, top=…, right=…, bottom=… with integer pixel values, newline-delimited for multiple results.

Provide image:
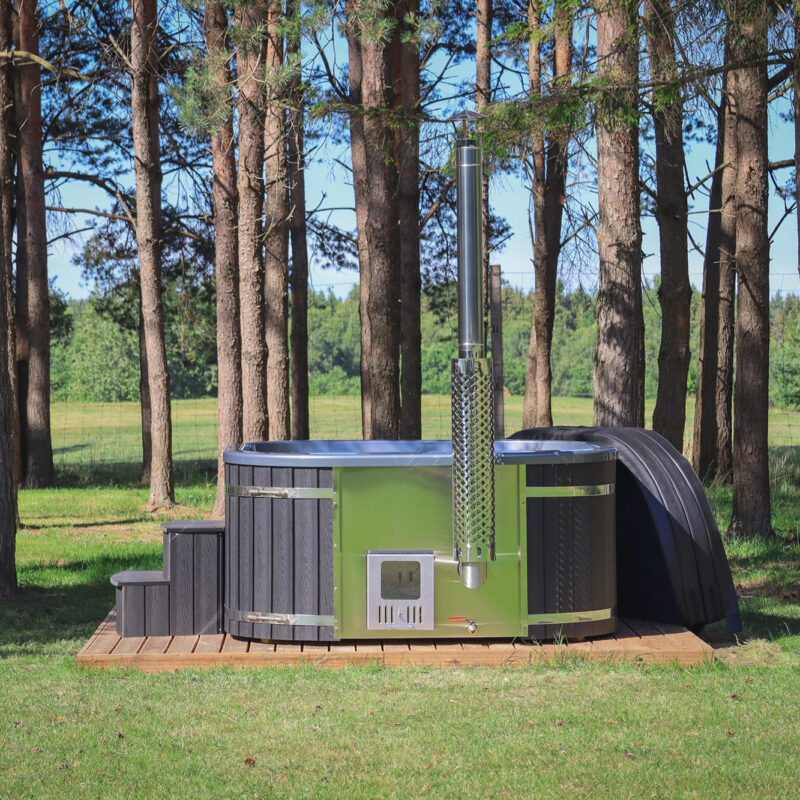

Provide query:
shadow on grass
left=53, top=443, right=90, bottom=456
left=53, top=458, right=216, bottom=489
left=0, top=551, right=161, bottom=657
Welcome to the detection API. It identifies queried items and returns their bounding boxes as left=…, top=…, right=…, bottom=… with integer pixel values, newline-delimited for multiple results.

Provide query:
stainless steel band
left=226, top=607, right=335, bottom=627
left=226, top=485, right=336, bottom=500
left=524, top=484, right=615, bottom=498
left=527, top=607, right=615, bottom=626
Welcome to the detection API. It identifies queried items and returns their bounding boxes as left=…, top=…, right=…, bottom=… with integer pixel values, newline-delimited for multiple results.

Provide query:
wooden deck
left=77, top=610, right=714, bottom=672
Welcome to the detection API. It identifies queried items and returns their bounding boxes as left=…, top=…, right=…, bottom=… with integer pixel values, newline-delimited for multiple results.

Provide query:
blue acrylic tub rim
left=224, top=439, right=616, bottom=468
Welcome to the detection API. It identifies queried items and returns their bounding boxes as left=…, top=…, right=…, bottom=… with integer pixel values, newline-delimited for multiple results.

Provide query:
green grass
left=50, top=395, right=800, bottom=485
left=2, top=396, right=800, bottom=798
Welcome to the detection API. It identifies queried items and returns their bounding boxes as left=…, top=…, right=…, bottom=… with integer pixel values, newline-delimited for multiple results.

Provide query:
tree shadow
left=53, top=458, right=216, bottom=489
left=0, top=551, right=161, bottom=658
left=703, top=609, right=800, bottom=650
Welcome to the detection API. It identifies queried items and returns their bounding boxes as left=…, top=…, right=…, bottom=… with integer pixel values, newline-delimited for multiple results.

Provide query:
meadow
left=1, top=396, right=799, bottom=799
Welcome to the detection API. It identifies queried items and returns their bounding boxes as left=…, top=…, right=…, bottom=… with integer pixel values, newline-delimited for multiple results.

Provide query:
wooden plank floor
left=77, top=610, right=714, bottom=672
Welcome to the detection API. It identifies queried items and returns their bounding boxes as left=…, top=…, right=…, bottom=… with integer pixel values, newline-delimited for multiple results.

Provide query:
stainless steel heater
left=451, top=136, right=496, bottom=589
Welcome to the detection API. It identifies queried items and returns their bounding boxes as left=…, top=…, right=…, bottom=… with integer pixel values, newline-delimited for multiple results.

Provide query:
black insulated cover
left=509, top=426, right=742, bottom=634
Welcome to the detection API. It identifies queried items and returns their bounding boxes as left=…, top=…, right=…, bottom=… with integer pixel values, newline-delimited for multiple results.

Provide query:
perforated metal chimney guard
left=451, top=356, right=495, bottom=587
left=451, top=133, right=495, bottom=589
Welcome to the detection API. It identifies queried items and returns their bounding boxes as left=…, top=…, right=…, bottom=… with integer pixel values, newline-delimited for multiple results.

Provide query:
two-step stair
left=111, top=520, right=224, bottom=637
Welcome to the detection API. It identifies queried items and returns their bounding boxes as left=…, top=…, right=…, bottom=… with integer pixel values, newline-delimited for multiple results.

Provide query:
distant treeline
left=51, top=283, right=800, bottom=411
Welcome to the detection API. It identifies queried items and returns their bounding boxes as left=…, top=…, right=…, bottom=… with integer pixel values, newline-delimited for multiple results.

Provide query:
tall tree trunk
left=523, top=3, right=572, bottom=428
left=646, top=0, right=691, bottom=452
left=287, top=0, right=308, bottom=441
left=593, top=0, right=643, bottom=427
left=346, top=0, right=401, bottom=440
left=0, top=0, right=15, bottom=591
left=728, top=0, right=772, bottom=537
left=131, top=0, right=173, bottom=507
left=264, top=3, right=290, bottom=441
left=206, top=0, right=242, bottom=519
left=0, top=0, right=18, bottom=509
left=476, top=0, right=492, bottom=352
left=396, top=0, right=421, bottom=439
left=13, top=139, right=27, bottom=482
left=236, top=3, right=267, bottom=443
left=693, top=61, right=736, bottom=481
left=15, top=0, right=52, bottom=487
left=0, top=177, right=14, bottom=595
left=523, top=3, right=547, bottom=428
left=794, top=7, right=800, bottom=284
left=138, top=306, right=151, bottom=482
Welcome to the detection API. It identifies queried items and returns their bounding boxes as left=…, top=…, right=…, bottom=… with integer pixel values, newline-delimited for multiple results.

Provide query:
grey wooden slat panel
left=526, top=498, right=545, bottom=641
left=543, top=500, right=559, bottom=640
left=169, top=532, right=194, bottom=636
left=145, top=584, right=170, bottom=636
left=122, top=585, right=146, bottom=638
left=572, top=496, right=593, bottom=613
left=237, top=464, right=254, bottom=639
left=194, top=533, right=221, bottom=634
left=318, top=468, right=333, bottom=489
left=556, top=498, right=574, bottom=611
left=226, top=463, right=239, bottom=637
left=252, top=465, right=272, bottom=640
left=292, top=468, right=318, bottom=642
left=590, top=495, right=611, bottom=611
left=318, top=489, right=335, bottom=642
left=114, top=588, right=123, bottom=635
left=216, top=527, right=224, bottom=633
left=162, top=531, right=170, bottom=579
left=271, top=467, right=294, bottom=641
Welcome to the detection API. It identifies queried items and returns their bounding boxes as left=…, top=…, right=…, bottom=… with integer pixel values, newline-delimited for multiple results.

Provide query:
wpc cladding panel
left=224, top=464, right=336, bottom=643
left=527, top=460, right=616, bottom=641
left=161, top=521, right=224, bottom=636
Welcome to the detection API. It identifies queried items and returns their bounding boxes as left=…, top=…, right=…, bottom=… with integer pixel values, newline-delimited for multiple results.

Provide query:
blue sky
left=47, top=21, right=800, bottom=302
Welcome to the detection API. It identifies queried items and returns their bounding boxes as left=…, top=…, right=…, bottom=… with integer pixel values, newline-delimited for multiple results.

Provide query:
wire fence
left=49, top=272, right=800, bottom=486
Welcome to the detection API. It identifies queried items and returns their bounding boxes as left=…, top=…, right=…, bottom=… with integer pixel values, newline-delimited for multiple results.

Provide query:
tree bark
left=523, top=3, right=572, bottom=428
left=728, top=0, right=772, bottom=538
left=396, top=0, right=421, bottom=439
left=0, top=0, right=18, bottom=510
left=795, top=7, right=800, bottom=285
left=15, top=0, right=52, bottom=487
left=476, top=0, right=492, bottom=354
left=593, top=0, right=643, bottom=427
left=0, top=177, right=14, bottom=595
left=346, top=0, right=401, bottom=440
left=131, top=0, right=173, bottom=507
left=206, top=1, right=241, bottom=519
left=138, top=305, right=151, bottom=483
left=646, top=0, right=691, bottom=452
left=693, top=61, right=736, bottom=481
left=287, top=0, right=309, bottom=441
left=236, top=3, right=268, bottom=443
left=264, top=2, right=290, bottom=441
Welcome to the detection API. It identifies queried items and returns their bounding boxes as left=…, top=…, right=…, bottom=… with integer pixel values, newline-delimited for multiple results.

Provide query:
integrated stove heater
left=451, top=136, right=496, bottom=589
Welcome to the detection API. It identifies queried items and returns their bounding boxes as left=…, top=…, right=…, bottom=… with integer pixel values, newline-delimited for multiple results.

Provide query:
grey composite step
left=111, top=520, right=225, bottom=639
left=111, top=570, right=170, bottom=637
left=161, top=520, right=224, bottom=636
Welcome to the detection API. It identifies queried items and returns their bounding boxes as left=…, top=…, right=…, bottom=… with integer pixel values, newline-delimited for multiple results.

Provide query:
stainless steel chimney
left=451, top=136, right=495, bottom=589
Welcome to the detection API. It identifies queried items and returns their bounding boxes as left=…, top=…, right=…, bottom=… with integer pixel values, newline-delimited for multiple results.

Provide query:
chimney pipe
left=451, top=136, right=495, bottom=589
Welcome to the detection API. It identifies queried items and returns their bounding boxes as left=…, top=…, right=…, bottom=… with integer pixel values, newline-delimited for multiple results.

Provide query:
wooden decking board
left=77, top=609, right=714, bottom=672
left=167, top=635, right=199, bottom=654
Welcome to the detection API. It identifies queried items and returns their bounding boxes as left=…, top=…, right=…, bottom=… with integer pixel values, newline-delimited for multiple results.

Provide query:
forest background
left=49, top=284, right=800, bottom=411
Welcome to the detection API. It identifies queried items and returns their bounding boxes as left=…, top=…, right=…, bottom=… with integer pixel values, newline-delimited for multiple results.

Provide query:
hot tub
left=223, top=439, right=617, bottom=642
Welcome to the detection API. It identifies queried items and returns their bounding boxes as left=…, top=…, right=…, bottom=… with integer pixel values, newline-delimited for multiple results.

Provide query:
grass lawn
left=2, top=397, right=800, bottom=798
